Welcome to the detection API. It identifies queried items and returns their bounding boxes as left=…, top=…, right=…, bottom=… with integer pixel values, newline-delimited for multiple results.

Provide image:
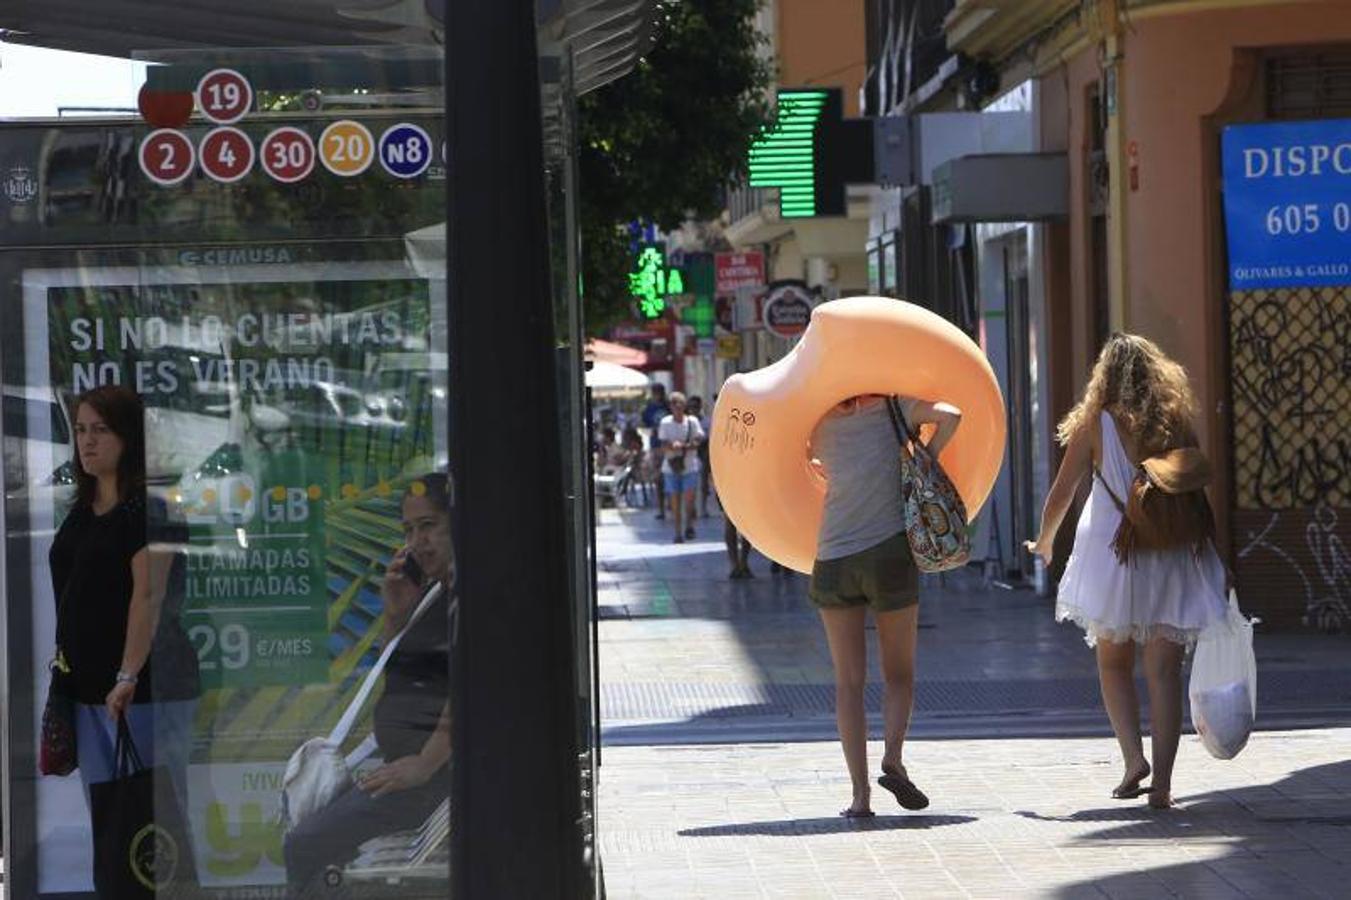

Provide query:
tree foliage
left=577, top=0, right=773, bottom=333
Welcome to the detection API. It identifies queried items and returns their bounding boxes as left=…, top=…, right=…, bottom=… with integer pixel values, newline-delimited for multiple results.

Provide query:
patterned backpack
left=885, top=396, right=971, bottom=573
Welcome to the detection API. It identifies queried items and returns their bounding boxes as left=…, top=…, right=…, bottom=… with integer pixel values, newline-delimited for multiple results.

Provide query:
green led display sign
left=629, top=244, right=685, bottom=319
left=747, top=87, right=874, bottom=219
left=749, top=89, right=830, bottom=217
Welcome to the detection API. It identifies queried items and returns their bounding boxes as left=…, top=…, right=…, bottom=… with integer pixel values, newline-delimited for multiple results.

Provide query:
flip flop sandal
left=684, top=526, right=695, bottom=539
left=839, top=807, right=875, bottom=818
left=1112, top=783, right=1152, bottom=800
left=878, top=770, right=930, bottom=811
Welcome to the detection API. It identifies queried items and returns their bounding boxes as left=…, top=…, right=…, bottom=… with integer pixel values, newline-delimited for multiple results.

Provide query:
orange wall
left=1119, top=2, right=1351, bottom=451
left=776, top=0, right=866, bottom=116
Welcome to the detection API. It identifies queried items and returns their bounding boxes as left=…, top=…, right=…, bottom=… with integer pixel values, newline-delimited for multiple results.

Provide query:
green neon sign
left=628, top=244, right=685, bottom=319
left=748, top=90, right=829, bottom=218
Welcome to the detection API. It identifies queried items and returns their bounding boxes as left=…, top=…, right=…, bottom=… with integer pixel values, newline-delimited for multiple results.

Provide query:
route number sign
left=196, top=68, right=253, bottom=125
left=139, top=129, right=196, bottom=186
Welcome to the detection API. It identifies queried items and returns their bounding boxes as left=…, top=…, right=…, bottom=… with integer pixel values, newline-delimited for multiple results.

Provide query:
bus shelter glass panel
left=1, top=41, right=450, bottom=900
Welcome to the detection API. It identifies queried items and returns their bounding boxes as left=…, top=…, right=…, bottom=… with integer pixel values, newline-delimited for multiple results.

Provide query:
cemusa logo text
left=179, top=246, right=297, bottom=266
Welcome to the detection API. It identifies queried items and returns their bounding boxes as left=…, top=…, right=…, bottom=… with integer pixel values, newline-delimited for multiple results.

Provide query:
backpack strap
left=1093, top=466, right=1127, bottom=513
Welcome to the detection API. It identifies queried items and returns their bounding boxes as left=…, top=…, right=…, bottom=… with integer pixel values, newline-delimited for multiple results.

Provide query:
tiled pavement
left=595, top=502, right=1351, bottom=898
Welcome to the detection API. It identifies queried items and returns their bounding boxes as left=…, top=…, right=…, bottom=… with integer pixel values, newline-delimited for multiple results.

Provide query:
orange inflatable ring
left=710, top=297, right=1005, bottom=574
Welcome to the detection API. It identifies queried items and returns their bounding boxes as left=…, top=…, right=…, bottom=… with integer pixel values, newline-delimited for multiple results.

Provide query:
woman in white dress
left=1025, top=334, right=1226, bottom=809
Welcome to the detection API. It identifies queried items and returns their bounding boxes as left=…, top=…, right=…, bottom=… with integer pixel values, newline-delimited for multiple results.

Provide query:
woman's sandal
left=1147, top=789, right=1175, bottom=810
left=878, top=765, right=930, bottom=811
left=1112, top=763, right=1152, bottom=800
left=839, top=807, right=875, bottom=819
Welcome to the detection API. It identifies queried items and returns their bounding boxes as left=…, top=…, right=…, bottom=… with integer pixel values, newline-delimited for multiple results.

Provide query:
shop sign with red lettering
left=715, top=251, right=766, bottom=293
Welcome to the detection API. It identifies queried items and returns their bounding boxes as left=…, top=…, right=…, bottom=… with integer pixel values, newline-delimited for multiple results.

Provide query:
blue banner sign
left=1221, top=119, right=1351, bottom=290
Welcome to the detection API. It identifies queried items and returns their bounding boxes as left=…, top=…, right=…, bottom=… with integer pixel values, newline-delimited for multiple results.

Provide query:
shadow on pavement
left=678, top=814, right=977, bottom=837
left=1033, top=758, right=1351, bottom=898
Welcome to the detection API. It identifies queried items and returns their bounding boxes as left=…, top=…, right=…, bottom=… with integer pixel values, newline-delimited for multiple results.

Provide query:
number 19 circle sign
left=260, top=127, right=316, bottom=184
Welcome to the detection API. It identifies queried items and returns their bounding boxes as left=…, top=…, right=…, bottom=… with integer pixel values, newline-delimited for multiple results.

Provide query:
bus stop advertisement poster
left=20, top=262, right=442, bottom=894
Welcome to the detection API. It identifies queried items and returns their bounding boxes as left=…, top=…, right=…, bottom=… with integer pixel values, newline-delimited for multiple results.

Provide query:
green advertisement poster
left=39, top=265, right=444, bottom=890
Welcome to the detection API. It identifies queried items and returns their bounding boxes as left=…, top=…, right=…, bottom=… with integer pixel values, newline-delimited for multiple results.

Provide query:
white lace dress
left=1056, top=412, right=1227, bottom=646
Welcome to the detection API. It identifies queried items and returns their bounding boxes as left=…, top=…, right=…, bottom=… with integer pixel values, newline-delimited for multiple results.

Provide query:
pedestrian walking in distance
left=1026, top=333, right=1227, bottom=810
left=641, top=383, right=671, bottom=518
left=810, top=393, right=961, bottom=817
left=659, top=392, right=705, bottom=543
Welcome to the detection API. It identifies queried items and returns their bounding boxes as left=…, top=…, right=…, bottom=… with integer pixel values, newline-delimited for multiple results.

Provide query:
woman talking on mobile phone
left=284, top=474, right=456, bottom=894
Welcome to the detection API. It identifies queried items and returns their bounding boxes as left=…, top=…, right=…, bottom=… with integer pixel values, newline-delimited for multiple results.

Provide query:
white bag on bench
left=281, top=582, right=444, bottom=832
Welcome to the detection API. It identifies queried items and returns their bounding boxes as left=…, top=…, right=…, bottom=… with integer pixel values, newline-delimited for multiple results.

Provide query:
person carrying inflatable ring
left=810, top=392, right=961, bottom=817
left=710, top=296, right=1006, bottom=818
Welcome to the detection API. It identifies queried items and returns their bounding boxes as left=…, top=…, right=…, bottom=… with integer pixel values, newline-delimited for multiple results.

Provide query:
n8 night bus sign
left=1221, top=119, right=1351, bottom=290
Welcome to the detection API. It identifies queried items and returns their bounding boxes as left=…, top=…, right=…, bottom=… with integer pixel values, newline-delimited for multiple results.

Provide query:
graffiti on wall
left=1231, top=286, right=1350, bottom=630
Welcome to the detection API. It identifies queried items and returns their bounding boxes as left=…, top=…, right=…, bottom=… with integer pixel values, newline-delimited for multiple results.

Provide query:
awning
left=931, top=153, right=1068, bottom=224
left=585, top=338, right=648, bottom=368
left=585, top=360, right=648, bottom=396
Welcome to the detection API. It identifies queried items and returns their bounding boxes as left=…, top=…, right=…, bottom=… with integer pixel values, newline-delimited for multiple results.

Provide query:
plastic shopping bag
left=1188, top=590, right=1257, bottom=760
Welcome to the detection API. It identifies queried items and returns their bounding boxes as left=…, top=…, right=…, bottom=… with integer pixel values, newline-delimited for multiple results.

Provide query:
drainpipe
left=1100, top=0, right=1131, bottom=333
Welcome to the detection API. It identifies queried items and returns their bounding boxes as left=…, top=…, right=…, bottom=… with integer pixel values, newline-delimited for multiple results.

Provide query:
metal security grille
left=1229, top=286, right=1351, bottom=631
left=1266, top=50, right=1351, bottom=119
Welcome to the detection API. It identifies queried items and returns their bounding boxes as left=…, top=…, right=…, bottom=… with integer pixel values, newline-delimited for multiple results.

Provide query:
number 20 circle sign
left=199, top=127, right=254, bottom=183
left=320, top=120, right=375, bottom=177
left=260, top=127, right=317, bottom=184
left=139, top=129, right=196, bottom=186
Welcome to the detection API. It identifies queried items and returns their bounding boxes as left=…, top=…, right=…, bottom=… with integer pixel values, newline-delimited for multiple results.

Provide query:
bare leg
left=669, top=480, right=683, bottom=540
left=1143, top=636, right=1185, bottom=808
left=684, top=488, right=696, bottom=537
left=1096, top=639, right=1150, bottom=796
left=875, top=606, right=918, bottom=775
left=819, top=606, right=870, bottom=815
left=724, top=517, right=740, bottom=574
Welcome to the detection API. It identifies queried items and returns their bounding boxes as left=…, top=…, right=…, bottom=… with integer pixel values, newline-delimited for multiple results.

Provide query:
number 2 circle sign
left=260, top=127, right=316, bottom=184
left=139, top=129, right=196, bottom=186
left=196, top=68, right=253, bottom=125
left=319, top=120, right=375, bottom=176
left=199, top=127, right=254, bottom=183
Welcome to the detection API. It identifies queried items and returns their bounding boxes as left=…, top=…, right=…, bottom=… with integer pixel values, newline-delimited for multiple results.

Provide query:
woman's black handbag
left=39, top=663, right=76, bottom=776
left=90, top=715, right=197, bottom=898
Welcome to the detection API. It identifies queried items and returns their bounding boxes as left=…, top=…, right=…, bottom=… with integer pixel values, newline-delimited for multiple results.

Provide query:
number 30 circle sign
left=260, top=127, right=317, bottom=184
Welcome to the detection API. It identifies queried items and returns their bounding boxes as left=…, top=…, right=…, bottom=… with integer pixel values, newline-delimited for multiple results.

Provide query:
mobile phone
left=400, top=551, right=425, bottom=586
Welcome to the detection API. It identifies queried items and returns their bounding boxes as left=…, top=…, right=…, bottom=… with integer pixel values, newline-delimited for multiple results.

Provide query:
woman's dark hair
left=72, top=385, right=146, bottom=507
left=404, top=472, right=451, bottom=512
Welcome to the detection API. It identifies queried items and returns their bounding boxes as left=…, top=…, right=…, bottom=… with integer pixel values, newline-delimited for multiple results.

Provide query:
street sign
left=1221, top=120, right=1351, bottom=290
left=260, top=127, right=316, bottom=183
left=716, top=333, right=742, bottom=359
left=199, top=126, right=254, bottom=183
left=761, top=282, right=814, bottom=339
left=696, top=337, right=716, bottom=356
left=196, top=68, right=253, bottom=124
left=319, top=120, right=375, bottom=176
left=715, top=251, right=765, bottom=293
left=139, top=129, right=195, bottom=186
left=379, top=123, right=434, bottom=178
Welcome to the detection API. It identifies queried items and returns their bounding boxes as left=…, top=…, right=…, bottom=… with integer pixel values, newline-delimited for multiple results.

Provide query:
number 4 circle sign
left=139, top=129, right=196, bottom=186
left=261, top=127, right=317, bottom=184
left=199, top=127, right=255, bottom=183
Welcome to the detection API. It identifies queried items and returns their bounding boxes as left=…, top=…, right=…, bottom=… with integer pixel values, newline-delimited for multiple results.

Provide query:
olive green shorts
left=809, top=530, right=919, bottom=613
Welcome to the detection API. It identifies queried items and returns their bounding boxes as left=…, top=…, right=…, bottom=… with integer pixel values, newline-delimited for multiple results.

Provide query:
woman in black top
left=284, top=474, right=454, bottom=893
left=47, top=385, right=200, bottom=889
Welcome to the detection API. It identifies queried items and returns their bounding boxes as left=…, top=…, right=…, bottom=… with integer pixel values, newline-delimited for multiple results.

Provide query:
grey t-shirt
left=812, top=397, right=916, bottom=561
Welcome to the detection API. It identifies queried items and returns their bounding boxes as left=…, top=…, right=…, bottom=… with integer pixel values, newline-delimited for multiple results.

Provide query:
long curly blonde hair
left=1057, top=333, right=1199, bottom=454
